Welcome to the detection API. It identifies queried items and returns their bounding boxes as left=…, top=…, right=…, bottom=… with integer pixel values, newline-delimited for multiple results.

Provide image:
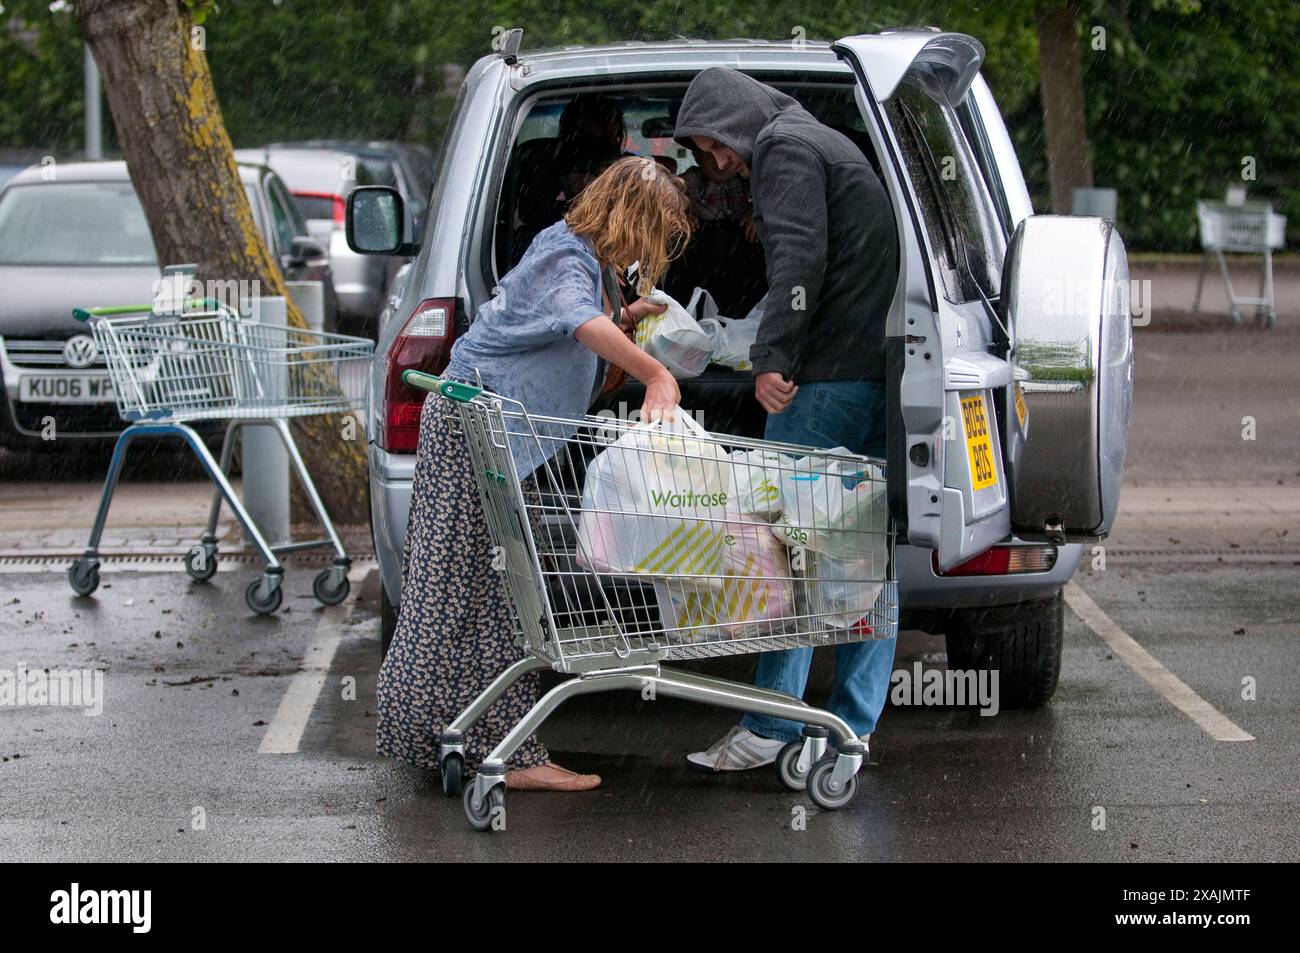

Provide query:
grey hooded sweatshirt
left=675, top=68, right=896, bottom=383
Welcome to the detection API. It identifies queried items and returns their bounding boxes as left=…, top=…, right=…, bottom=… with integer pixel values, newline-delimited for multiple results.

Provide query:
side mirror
left=346, top=186, right=416, bottom=255
left=283, top=236, right=327, bottom=270
left=1004, top=215, right=1133, bottom=542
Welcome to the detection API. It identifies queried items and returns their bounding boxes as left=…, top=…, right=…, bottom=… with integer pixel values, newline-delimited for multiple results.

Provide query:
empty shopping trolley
left=402, top=371, right=897, bottom=831
left=66, top=298, right=373, bottom=614
left=1193, top=199, right=1287, bottom=327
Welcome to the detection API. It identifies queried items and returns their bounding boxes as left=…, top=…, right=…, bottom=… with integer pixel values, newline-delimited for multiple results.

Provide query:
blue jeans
left=741, top=379, right=897, bottom=743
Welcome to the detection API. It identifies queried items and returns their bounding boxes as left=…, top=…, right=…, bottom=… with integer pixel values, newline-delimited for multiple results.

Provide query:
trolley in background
left=66, top=297, right=373, bottom=614
left=402, top=371, right=897, bottom=831
left=1193, top=199, right=1286, bottom=327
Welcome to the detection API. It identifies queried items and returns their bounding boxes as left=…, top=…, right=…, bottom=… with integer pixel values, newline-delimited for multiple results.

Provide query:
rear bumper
left=370, top=441, right=1081, bottom=616
left=896, top=541, right=1080, bottom=609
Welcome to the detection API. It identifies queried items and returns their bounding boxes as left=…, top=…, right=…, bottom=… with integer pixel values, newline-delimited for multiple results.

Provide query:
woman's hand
left=642, top=370, right=681, bottom=424
left=574, top=315, right=681, bottom=421
left=623, top=295, right=667, bottom=325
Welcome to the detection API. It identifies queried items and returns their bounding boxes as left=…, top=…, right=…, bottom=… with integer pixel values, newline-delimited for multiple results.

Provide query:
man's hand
left=755, top=371, right=798, bottom=415
left=741, top=212, right=758, bottom=243
left=643, top=370, right=681, bottom=423
left=623, top=295, right=666, bottom=325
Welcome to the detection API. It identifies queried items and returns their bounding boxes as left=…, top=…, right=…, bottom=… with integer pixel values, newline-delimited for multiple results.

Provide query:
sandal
left=505, top=762, right=602, bottom=792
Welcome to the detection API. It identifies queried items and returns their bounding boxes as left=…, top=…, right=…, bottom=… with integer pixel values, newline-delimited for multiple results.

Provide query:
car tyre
left=944, top=591, right=1064, bottom=710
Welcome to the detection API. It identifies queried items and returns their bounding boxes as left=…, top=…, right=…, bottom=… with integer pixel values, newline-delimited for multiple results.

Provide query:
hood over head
left=673, top=68, right=804, bottom=165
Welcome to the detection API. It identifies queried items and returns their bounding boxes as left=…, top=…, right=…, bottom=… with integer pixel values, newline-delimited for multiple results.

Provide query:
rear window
left=265, top=153, right=350, bottom=194
left=292, top=194, right=339, bottom=220
left=886, top=68, right=1005, bottom=304
left=356, top=156, right=398, bottom=188
left=0, top=181, right=157, bottom=266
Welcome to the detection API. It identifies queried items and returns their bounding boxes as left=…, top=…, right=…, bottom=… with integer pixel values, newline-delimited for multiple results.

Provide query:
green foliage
left=1, top=0, right=1295, bottom=250
left=0, top=1, right=88, bottom=155
left=1079, top=0, right=1300, bottom=248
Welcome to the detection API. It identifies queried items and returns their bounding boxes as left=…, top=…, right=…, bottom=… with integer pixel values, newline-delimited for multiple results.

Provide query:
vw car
left=0, top=160, right=336, bottom=449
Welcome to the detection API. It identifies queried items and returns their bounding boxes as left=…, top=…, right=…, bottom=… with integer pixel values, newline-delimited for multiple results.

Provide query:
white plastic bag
left=727, top=448, right=785, bottom=521
left=768, top=450, right=889, bottom=629
left=574, top=411, right=731, bottom=589
left=699, top=293, right=765, bottom=371
left=768, top=450, right=887, bottom=556
left=795, top=548, right=887, bottom=630
left=634, top=288, right=713, bottom=380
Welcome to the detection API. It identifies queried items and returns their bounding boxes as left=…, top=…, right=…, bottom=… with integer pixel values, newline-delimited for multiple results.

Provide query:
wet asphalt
left=1, top=321, right=1297, bottom=862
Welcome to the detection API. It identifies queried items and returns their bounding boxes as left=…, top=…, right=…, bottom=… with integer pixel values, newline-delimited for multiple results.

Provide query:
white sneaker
left=687, top=726, right=786, bottom=772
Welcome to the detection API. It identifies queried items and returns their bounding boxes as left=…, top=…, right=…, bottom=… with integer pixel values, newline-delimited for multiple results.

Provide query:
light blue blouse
left=443, top=220, right=607, bottom=478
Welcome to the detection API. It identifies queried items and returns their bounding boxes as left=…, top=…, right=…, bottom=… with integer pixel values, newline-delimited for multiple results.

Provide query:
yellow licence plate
left=1014, top=382, right=1028, bottom=428
left=960, top=393, right=999, bottom=491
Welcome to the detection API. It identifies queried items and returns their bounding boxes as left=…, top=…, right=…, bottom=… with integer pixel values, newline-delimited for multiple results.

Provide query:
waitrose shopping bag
left=769, top=450, right=890, bottom=629
left=574, top=412, right=731, bottom=590
left=728, top=448, right=786, bottom=521
left=654, top=513, right=795, bottom=643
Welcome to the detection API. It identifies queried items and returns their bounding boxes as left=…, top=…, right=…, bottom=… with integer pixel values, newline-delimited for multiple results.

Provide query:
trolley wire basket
left=1193, top=199, right=1286, bottom=326
left=78, top=300, right=371, bottom=421
left=403, top=371, right=897, bottom=829
left=67, top=299, right=374, bottom=615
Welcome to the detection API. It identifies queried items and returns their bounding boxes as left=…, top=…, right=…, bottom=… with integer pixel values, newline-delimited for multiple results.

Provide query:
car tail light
left=382, top=298, right=457, bottom=453
left=933, top=545, right=1057, bottom=576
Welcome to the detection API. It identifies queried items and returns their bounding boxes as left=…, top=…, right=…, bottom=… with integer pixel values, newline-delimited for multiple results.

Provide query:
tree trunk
left=75, top=0, right=368, bottom=525
left=1036, top=1, right=1095, bottom=214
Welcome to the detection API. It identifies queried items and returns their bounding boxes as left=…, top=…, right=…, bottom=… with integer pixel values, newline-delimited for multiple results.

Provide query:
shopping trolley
left=402, top=371, right=897, bottom=831
left=1193, top=199, right=1286, bottom=327
left=66, top=298, right=373, bottom=614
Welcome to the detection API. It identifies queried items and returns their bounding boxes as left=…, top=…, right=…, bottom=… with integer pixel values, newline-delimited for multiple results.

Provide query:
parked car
left=268, top=139, right=436, bottom=234
left=348, top=32, right=1134, bottom=709
left=0, top=159, right=336, bottom=449
left=235, top=145, right=392, bottom=335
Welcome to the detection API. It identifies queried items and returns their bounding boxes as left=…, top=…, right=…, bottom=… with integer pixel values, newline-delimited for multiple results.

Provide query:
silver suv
left=348, top=31, right=1133, bottom=709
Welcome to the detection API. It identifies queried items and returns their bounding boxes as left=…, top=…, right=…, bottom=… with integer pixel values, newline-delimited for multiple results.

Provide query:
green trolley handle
left=401, top=369, right=482, bottom=403
left=72, top=297, right=237, bottom=322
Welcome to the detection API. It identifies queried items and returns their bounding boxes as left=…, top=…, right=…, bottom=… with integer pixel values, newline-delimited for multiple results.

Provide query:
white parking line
left=1063, top=581, right=1254, bottom=742
left=258, top=565, right=374, bottom=755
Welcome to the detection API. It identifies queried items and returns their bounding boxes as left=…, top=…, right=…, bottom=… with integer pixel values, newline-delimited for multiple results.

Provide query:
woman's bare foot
left=505, top=762, right=601, bottom=792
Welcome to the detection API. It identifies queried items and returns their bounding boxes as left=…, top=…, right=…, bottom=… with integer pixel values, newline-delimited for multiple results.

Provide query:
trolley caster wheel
left=245, top=576, right=283, bottom=615
left=776, top=740, right=814, bottom=792
left=312, top=567, right=350, bottom=606
left=68, top=559, right=100, bottom=597
left=806, top=756, right=859, bottom=811
left=463, top=782, right=505, bottom=832
left=441, top=753, right=465, bottom=797
left=184, top=545, right=218, bottom=582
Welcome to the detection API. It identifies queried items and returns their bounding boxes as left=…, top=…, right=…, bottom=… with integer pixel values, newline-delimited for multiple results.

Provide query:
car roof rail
left=495, top=27, right=523, bottom=64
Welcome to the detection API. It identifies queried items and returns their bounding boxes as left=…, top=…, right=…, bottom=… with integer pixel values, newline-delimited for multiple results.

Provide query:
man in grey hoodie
left=675, top=67, right=899, bottom=772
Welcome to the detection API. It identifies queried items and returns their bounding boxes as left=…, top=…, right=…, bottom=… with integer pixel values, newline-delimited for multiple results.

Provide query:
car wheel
left=944, top=591, right=1063, bottom=710
left=380, top=583, right=398, bottom=660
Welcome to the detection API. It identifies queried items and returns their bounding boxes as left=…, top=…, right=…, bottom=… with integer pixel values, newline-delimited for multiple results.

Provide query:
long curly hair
left=564, top=156, right=693, bottom=296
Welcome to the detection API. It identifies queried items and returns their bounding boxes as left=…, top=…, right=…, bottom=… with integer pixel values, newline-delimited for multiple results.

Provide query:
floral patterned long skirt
left=375, top=392, right=548, bottom=771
